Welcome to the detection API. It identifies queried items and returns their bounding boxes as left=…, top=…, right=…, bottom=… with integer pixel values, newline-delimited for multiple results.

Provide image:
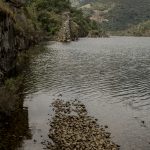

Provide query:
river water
left=1, top=37, right=150, bottom=150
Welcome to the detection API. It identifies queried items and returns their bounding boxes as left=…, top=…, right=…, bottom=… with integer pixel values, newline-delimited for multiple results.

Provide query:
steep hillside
left=76, top=0, right=150, bottom=32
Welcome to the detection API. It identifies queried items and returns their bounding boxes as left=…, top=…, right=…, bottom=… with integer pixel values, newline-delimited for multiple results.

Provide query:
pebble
left=47, top=99, right=119, bottom=150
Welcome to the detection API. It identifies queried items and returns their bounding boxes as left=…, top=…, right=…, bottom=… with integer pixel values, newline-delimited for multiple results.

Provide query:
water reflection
left=0, top=77, right=32, bottom=148
left=0, top=107, right=31, bottom=150
left=45, top=37, right=150, bottom=111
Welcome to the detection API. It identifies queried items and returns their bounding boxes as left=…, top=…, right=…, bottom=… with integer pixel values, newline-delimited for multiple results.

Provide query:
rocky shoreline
left=47, top=99, right=119, bottom=150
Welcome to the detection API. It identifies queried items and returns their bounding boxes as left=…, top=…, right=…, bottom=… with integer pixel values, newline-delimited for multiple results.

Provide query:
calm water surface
left=20, top=37, right=150, bottom=150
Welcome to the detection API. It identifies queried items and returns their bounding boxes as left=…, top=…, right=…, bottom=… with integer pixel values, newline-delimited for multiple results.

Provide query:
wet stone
left=47, top=99, right=119, bottom=150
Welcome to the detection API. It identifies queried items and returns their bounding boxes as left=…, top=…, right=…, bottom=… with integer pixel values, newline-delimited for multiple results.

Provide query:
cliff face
left=0, top=0, right=41, bottom=117
left=0, top=0, right=40, bottom=82
left=0, top=10, right=15, bottom=80
left=58, top=12, right=79, bottom=42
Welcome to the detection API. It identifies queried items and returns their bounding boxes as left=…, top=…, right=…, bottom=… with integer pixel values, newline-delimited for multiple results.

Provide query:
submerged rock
left=47, top=99, right=119, bottom=150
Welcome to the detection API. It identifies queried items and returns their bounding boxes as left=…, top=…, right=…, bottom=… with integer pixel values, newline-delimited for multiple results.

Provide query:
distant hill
left=73, top=0, right=150, bottom=32
left=107, top=0, right=150, bottom=30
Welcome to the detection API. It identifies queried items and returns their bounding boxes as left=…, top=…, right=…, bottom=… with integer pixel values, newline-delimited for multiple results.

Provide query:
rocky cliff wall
left=58, top=12, right=79, bottom=42
left=0, top=10, right=15, bottom=80
left=0, top=0, right=40, bottom=82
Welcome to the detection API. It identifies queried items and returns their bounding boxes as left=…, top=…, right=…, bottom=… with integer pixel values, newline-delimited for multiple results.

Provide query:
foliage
left=126, top=20, right=150, bottom=36
left=26, top=0, right=101, bottom=37
left=26, top=0, right=71, bottom=35
left=38, top=10, right=61, bottom=34
left=102, top=0, right=150, bottom=31
left=78, top=0, right=150, bottom=33
left=35, top=0, right=71, bottom=13
left=0, top=0, right=107, bottom=38
left=70, top=8, right=90, bottom=36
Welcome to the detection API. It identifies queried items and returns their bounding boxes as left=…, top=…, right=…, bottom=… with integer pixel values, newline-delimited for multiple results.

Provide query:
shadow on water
left=0, top=45, right=46, bottom=150
left=0, top=44, right=48, bottom=150
left=0, top=108, right=31, bottom=150
left=0, top=87, right=32, bottom=150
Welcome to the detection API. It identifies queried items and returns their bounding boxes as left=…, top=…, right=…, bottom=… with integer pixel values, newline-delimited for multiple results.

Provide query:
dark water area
left=0, top=89, right=31, bottom=150
left=1, top=37, right=150, bottom=150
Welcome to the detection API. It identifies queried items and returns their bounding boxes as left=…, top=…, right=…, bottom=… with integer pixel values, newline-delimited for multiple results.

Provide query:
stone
left=47, top=99, right=119, bottom=150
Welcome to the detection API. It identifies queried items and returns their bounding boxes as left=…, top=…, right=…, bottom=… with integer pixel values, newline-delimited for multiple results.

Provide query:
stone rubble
left=47, top=99, right=120, bottom=150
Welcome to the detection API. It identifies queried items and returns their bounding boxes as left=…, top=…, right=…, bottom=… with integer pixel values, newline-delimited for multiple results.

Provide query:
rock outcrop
left=0, top=2, right=16, bottom=81
left=0, top=0, right=41, bottom=82
left=58, top=12, right=79, bottom=42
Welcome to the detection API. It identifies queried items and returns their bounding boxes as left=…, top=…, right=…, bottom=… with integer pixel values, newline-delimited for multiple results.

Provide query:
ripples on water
left=22, top=37, right=150, bottom=150
left=25, top=37, right=150, bottom=109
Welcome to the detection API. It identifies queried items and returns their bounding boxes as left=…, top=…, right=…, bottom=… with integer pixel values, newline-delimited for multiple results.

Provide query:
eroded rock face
left=0, top=12, right=16, bottom=79
left=0, top=0, right=42, bottom=117
left=58, top=12, right=79, bottom=42
left=0, top=0, right=39, bottom=81
left=0, top=12, right=28, bottom=80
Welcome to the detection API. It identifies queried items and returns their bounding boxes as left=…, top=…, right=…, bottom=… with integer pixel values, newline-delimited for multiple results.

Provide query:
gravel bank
left=47, top=99, right=120, bottom=150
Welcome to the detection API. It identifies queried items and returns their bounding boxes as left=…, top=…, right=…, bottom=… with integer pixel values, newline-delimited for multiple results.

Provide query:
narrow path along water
left=21, top=37, right=150, bottom=150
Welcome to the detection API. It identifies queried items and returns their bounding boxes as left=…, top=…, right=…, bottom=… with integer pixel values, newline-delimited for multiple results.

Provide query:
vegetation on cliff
left=26, top=0, right=101, bottom=38
left=0, top=0, right=42, bottom=43
left=0, top=0, right=107, bottom=41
